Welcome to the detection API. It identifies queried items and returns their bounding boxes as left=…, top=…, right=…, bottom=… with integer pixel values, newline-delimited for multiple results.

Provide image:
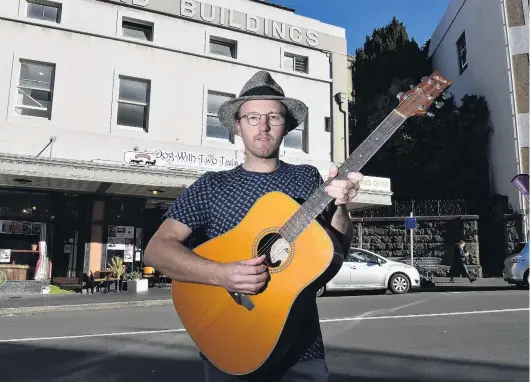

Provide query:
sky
left=272, top=0, right=452, bottom=55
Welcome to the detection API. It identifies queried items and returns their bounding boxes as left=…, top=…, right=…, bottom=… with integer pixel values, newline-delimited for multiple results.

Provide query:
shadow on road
left=0, top=341, right=527, bottom=382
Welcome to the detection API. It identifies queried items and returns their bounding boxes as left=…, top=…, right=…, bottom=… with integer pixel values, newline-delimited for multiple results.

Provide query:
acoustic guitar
left=171, top=71, right=452, bottom=376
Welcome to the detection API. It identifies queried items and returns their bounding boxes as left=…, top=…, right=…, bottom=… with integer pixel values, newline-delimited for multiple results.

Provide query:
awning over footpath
left=0, top=153, right=392, bottom=209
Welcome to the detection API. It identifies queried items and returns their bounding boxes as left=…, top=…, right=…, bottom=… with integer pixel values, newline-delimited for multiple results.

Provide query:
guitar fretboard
left=279, top=110, right=406, bottom=242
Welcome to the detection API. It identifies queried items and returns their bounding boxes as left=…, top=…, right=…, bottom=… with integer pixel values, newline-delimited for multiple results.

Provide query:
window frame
left=282, top=117, right=308, bottom=153
left=456, top=31, right=468, bottom=75
left=116, top=75, right=151, bottom=132
left=25, top=0, right=62, bottom=24
left=283, top=52, right=309, bottom=74
left=121, top=17, right=154, bottom=42
left=14, top=59, right=56, bottom=120
left=204, top=90, right=236, bottom=144
left=209, top=36, right=238, bottom=59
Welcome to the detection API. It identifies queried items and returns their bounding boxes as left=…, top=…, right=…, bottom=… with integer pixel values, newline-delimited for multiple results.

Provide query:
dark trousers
left=450, top=262, right=472, bottom=281
left=202, top=358, right=329, bottom=382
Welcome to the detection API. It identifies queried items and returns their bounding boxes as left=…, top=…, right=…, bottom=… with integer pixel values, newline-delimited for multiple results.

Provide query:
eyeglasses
left=238, top=112, right=285, bottom=126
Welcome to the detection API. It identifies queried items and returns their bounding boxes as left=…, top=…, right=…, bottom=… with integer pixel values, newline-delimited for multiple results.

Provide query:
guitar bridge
left=229, top=292, right=255, bottom=311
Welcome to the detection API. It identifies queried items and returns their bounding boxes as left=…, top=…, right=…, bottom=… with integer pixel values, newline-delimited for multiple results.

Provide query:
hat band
left=240, top=86, right=284, bottom=97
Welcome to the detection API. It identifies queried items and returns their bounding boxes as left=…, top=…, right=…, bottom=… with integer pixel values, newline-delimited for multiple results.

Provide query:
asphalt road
left=0, top=289, right=528, bottom=382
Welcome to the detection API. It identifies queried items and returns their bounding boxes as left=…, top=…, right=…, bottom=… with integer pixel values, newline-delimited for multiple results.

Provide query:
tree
left=349, top=18, right=490, bottom=200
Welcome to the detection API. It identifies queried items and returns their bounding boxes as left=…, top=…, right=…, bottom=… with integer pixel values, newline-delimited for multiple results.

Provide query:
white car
left=503, top=242, right=529, bottom=287
left=317, top=248, right=421, bottom=296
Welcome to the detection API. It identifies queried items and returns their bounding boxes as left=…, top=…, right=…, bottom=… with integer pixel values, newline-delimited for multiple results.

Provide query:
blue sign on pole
left=405, top=217, right=417, bottom=230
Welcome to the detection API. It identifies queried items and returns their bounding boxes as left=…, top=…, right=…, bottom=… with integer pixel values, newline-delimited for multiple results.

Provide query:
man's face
left=236, top=100, right=287, bottom=159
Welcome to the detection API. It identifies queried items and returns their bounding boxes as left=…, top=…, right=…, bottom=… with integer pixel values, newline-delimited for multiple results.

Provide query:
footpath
left=0, top=287, right=173, bottom=316
left=0, top=277, right=518, bottom=317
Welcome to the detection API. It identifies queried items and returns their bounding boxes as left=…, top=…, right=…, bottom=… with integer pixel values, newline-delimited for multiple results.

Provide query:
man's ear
left=236, top=121, right=242, bottom=136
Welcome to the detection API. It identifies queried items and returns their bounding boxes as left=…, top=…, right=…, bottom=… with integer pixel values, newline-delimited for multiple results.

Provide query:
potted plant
left=127, top=269, right=148, bottom=292
left=107, top=256, right=126, bottom=292
left=31, top=243, right=38, bottom=251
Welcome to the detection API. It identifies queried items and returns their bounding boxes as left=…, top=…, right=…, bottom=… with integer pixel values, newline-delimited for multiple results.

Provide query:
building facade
left=0, top=0, right=392, bottom=286
left=428, top=0, right=529, bottom=237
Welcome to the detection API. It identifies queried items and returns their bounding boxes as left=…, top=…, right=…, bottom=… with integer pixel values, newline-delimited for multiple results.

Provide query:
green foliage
left=349, top=18, right=490, bottom=199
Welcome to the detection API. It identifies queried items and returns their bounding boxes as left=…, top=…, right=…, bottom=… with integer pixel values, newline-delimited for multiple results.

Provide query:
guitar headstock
left=395, top=70, right=452, bottom=119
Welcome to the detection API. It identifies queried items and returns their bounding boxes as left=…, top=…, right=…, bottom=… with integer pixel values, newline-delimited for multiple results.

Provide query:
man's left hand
left=325, top=164, right=364, bottom=206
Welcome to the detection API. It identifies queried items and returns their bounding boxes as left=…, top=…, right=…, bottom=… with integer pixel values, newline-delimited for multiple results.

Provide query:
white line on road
left=0, top=329, right=187, bottom=343
left=319, top=307, right=529, bottom=323
left=0, top=307, right=526, bottom=343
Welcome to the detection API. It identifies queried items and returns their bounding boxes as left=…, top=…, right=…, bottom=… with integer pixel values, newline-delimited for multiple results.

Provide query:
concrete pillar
left=87, top=201, right=105, bottom=274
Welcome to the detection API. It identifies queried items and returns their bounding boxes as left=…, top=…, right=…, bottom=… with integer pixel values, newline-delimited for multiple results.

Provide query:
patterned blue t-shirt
left=164, top=160, right=328, bottom=364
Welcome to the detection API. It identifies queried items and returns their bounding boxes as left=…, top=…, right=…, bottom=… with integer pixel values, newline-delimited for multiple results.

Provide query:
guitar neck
left=279, top=110, right=407, bottom=242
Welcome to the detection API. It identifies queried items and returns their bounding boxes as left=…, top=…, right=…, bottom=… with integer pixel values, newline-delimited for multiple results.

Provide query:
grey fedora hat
left=218, top=70, right=308, bottom=135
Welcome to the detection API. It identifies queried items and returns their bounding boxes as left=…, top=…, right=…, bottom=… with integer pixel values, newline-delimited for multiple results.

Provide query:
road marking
left=0, top=307, right=526, bottom=343
left=0, top=329, right=187, bottom=343
left=319, top=307, right=529, bottom=323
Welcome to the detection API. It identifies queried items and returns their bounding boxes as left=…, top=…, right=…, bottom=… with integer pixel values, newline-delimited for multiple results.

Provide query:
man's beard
left=244, top=133, right=281, bottom=159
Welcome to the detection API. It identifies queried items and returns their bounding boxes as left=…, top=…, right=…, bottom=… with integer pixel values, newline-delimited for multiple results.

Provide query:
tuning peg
left=396, top=92, right=404, bottom=100
left=409, top=85, right=415, bottom=89
left=421, top=76, right=429, bottom=82
left=426, top=112, right=435, bottom=119
left=435, top=101, right=444, bottom=109
left=441, top=92, right=452, bottom=100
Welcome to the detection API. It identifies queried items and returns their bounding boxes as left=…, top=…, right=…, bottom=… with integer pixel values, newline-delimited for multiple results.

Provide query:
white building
left=428, top=0, right=529, bottom=236
left=0, top=0, right=392, bottom=286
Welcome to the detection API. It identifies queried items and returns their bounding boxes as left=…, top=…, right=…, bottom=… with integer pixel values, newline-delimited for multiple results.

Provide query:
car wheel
left=389, top=273, right=410, bottom=294
left=316, top=286, right=325, bottom=297
left=523, top=270, right=529, bottom=287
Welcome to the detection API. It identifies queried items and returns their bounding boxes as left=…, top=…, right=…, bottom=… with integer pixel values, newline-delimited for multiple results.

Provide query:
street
left=0, top=289, right=528, bottom=382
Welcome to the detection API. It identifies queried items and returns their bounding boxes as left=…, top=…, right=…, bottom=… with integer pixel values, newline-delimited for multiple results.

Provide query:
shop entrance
left=50, top=194, right=89, bottom=279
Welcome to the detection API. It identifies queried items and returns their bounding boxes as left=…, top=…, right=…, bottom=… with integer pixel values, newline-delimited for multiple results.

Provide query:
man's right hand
left=219, top=255, right=269, bottom=295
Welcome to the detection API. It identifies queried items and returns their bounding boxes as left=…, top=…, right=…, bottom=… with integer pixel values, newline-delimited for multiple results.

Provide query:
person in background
left=449, top=239, right=476, bottom=283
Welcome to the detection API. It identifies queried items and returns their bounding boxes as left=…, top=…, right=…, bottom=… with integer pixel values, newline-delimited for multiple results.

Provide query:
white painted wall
left=0, top=0, right=339, bottom=175
left=429, top=0, right=523, bottom=212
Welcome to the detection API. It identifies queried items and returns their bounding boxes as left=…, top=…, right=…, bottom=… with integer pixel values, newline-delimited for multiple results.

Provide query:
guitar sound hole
left=257, top=233, right=290, bottom=269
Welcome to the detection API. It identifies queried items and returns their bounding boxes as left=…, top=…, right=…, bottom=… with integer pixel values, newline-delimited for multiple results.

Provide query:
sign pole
left=410, top=212, right=414, bottom=265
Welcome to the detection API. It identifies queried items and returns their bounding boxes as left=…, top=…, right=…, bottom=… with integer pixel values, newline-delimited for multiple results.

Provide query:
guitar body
left=171, top=191, right=344, bottom=376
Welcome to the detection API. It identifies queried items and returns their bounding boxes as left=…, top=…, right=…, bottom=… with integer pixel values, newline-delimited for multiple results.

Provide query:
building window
left=284, top=53, right=308, bottom=74
left=456, top=31, right=467, bottom=74
left=26, top=0, right=61, bottom=23
left=117, top=76, right=150, bottom=131
left=122, top=18, right=153, bottom=42
left=209, top=37, right=237, bottom=59
left=15, top=60, right=55, bottom=119
left=284, top=119, right=307, bottom=151
left=206, top=91, right=235, bottom=142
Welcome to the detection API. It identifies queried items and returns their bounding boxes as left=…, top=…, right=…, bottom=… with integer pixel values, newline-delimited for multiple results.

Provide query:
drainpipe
left=335, top=92, right=349, bottom=161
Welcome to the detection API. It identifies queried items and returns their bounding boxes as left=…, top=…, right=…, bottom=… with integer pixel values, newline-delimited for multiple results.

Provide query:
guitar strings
left=256, top=82, right=440, bottom=265
left=259, top=83, right=437, bottom=264
left=256, top=114, right=403, bottom=265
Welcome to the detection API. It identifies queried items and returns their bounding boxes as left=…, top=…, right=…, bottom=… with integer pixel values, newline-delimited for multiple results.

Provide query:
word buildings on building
left=0, top=0, right=392, bottom=294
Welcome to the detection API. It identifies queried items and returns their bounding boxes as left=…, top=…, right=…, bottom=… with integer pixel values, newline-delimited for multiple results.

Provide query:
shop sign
left=0, top=249, right=10, bottom=263
left=123, top=149, right=242, bottom=171
left=358, top=177, right=391, bottom=192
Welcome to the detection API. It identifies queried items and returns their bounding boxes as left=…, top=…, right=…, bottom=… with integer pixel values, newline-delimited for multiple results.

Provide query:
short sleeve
left=312, top=166, right=324, bottom=189
left=163, top=172, right=213, bottom=231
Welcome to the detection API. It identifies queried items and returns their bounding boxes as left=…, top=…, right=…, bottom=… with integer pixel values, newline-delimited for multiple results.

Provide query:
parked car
left=317, top=248, right=421, bottom=296
left=503, top=242, right=529, bottom=288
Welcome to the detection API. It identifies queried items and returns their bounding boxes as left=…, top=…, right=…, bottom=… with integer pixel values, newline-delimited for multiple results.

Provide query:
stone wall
left=350, top=215, right=482, bottom=277
left=503, top=214, right=526, bottom=256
